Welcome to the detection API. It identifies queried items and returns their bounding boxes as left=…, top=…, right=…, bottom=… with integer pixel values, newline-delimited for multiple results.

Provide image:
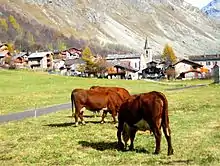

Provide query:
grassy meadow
left=0, top=69, right=200, bottom=115
left=0, top=69, right=220, bottom=165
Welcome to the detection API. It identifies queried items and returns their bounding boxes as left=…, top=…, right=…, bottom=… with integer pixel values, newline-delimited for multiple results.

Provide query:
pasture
left=0, top=69, right=202, bottom=115
left=0, top=70, right=220, bottom=165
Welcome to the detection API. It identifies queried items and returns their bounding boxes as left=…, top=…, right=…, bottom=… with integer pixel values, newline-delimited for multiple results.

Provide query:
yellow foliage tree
left=81, top=46, right=99, bottom=74
left=8, top=15, right=21, bottom=33
left=162, top=44, right=177, bottom=65
left=82, top=46, right=94, bottom=62
left=7, top=43, right=15, bottom=53
left=27, top=32, right=35, bottom=46
left=0, top=18, right=8, bottom=31
left=57, top=41, right=67, bottom=51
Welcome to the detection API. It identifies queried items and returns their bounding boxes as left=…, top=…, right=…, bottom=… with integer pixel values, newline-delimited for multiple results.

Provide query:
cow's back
left=90, top=86, right=130, bottom=100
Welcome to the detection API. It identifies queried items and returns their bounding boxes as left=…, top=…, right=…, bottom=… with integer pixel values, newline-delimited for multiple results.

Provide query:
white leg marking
left=166, top=128, right=170, bottom=136
left=80, top=107, right=86, bottom=113
left=122, top=123, right=130, bottom=148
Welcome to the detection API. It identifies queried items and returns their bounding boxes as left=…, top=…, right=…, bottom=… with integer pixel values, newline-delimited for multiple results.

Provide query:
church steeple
left=144, top=37, right=152, bottom=62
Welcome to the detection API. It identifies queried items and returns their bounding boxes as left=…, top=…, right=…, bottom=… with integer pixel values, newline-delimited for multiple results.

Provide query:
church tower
left=140, top=37, right=152, bottom=71
left=144, top=37, right=152, bottom=62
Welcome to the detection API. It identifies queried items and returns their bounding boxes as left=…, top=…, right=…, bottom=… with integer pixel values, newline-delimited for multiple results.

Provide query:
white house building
left=173, top=59, right=203, bottom=79
left=189, top=54, right=220, bottom=72
left=28, top=51, right=53, bottom=70
left=105, top=38, right=153, bottom=80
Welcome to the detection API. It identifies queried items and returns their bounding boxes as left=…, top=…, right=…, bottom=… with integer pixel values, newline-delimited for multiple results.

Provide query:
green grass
left=0, top=69, right=203, bottom=115
left=0, top=70, right=220, bottom=165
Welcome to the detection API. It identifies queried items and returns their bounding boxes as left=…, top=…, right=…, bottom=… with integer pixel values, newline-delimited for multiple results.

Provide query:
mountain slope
left=202, top=0, right=220, bottom=20
left=1, top=0, right=220, bottom=57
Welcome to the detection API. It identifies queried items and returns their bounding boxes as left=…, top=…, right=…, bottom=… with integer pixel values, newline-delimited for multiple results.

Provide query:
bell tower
left=144, top=37, right=152, bottom=62
left=140, top=37, right=152, bottom=71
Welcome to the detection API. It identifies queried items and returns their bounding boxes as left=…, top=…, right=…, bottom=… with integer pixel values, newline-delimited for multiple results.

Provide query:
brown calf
left=117, top=91, right=174, bottom=156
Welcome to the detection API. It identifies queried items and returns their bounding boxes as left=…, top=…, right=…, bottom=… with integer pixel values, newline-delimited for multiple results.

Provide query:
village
left=0, top=40, right=220, bottom=81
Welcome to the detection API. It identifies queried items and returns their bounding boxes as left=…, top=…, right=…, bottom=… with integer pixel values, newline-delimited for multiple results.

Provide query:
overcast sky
left=184, top=0, right=211, bottom=9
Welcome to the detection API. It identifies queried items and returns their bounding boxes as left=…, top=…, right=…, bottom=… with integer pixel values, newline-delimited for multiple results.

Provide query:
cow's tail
left=156, top=92, right=171, bottom=136
left=156, top=91, right=174, bottom=155
left=71, top=91, right=75, bottom=117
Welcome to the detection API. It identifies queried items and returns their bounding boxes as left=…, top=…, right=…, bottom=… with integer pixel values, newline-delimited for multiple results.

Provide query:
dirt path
left=0, top=84, right=208, bottom=124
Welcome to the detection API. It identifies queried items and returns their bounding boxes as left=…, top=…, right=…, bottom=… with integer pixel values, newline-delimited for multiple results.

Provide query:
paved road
left=165, top=84, right=207, bottom=91
left=0, top=103, right=71, bottom=124
left=0, top=84, right=208, bottom=124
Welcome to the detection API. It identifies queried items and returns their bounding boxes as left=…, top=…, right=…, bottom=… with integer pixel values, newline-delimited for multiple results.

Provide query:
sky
left=184, top=0, right=212, bottom=9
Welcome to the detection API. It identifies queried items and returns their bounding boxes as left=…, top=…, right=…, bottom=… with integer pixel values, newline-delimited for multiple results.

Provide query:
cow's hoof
left=117, top=142, right=124, bottom=150
left=129, top=146, right=134, bottom=151
left=100, top=121, right=105, bottom=124
left=153, top=151, right=160, bottom=155
left=74, top=122, right=79, bottom=127
left=168, top=148, right=174, bottom=156
left=82, top=121, right=86, bottom=125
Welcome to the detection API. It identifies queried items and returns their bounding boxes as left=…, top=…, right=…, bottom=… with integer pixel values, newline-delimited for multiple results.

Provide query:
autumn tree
left=0, top=18, right=8, bottom=31
left=47, top=43, right=54, bottom=51
left=57, top=40, right=67, bottom=51
left=79, top=46, right=107, bottom=76
left=81, top=46, right=96, bottom=74
left=27, top=31, right=35, bottom=46
left=161, top=44, right=177, bottom=66
left=7, top=43, right=15, bottom=53
left=8, top=15, right=21, bottom=33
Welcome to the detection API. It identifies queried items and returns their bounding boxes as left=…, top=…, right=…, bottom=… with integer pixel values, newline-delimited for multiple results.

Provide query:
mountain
left=202, top=0, right=220, bottom=20
left=0, top=0, right=220, bottom=57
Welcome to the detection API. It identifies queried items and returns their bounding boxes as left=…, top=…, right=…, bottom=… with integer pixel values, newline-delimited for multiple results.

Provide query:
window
left=206, top=61, right=211, bottom=66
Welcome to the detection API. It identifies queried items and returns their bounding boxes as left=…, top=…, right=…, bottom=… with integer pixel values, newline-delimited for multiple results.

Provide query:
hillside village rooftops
left=189, top=54, right=220, bottom=61
left=0, top=50, right=9, bottom=58
left=13, top=52, right=28, bottom=59
left=173, top=59, right=203, bottom=68
left=106, top=53, right=141, bottom=60
left=28, top=52, right=52, bottom=58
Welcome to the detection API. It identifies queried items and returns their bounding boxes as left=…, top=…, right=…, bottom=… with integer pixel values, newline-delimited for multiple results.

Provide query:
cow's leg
left=100, top=108, right=108, bottom=124
left=74, top=106, right=85, bottom=126
left=162, top=124, right=173, bottom=155
left=117, top=121, right=125, bottom=150
left=74, top=108, right=79, bottom=127
left=129, top=128, right=137, bottom=151
left=79, top=107, right=86, bottom=125
left=111, top=110, right=117, bottom=124
left=152, top=126, right=162, bottom=155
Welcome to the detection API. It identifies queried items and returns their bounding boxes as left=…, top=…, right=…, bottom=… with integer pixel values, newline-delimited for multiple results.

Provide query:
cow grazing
left=90, top=86, right=131, bottom=101
left=71, top=88, right=84, bottom=117
left=71, top=88, right=124, bottom=126
left=117, top=91, right=174, bottom=156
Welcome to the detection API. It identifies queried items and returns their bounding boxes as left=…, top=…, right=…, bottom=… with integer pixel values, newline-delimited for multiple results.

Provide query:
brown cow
left=71, top=88, right=124, bottom=126
left=90, top=86, right=130, bottom=101
left=117, top=91, right=174, bottom=156
left=71, top=88, right=84, bottom=117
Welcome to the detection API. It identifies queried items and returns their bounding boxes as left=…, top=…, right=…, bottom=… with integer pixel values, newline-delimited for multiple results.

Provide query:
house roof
left=0, top=50, right=9, bottom=58
left=108, top=60, right=138, bottom=72
left=28, top=52, right=52, bottom=59
left=106, top=53, right=140, bottom=60
left=173, top=59, right=203, bottom=68
left=53, top=59, right=64, bottom=63
left=13, top=52, right=28, bottom=60
left=64, top=58, right=85, bottom=66
left=189, top=54, right=220, bottom=61
left=147, top=60, right=158, bottom=64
